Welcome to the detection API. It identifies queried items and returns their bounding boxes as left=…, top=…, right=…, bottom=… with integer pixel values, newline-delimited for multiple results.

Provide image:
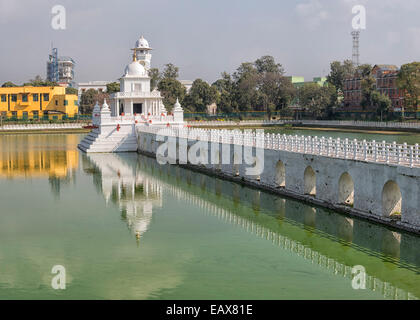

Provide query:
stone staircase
left=78, top=129, right=138, bottom=153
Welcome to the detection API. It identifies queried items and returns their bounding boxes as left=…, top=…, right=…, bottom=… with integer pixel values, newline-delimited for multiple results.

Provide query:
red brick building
left=343, top=65, right=404, bottom=111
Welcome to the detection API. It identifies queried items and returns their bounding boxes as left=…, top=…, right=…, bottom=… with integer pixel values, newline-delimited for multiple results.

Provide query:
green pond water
left=0, top=131, right=419, bottom=300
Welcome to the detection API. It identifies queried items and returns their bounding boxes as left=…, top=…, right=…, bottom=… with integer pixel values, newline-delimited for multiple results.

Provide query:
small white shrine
left=78, top=36, right=184, bottom=153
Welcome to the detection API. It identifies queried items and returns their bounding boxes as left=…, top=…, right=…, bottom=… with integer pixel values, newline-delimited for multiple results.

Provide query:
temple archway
left=275, top=160, right=286, bottom=187
left=304, top=166, right=316, bottom=196
left=382, top=180, right=402, bottom=217
left=338, top=172, right=354, bottom=205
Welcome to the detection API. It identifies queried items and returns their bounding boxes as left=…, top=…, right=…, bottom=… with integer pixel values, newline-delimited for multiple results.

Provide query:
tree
left=369, top=91, right=392, bottom=120
left=1, top=81, right=18, bottom=87
left=398, top=62, right=420, bottom=115
left=212, top=72, right=235, bottom=113
left=297, top=82, right=335, bottom=118
left=232, top=62, right=259, bottom=111
left=210, top=56, right=295, bottom=116
left=356, top=64, right=372, bottom=78
left=148, top=68, right=160, bottom=90
left=254, top=55, right=284, bottom=74
left=257, top=71, right=295, bottom=111
left=79, top=89, right=97, bottom=114
left=106, top=82, right=120, bottom=94
left=66, top=87, right=78, bottom=95
left=79, top=89, right=109, bottom=114
left=162, top=63, right=179, bottom=79
left=360, top=73, right=376, bottom=109
left=24, top=75, right=57, bottom=87
left=327, top=60, right=355, bottom=105
left=157, top=78, right=186, bottom=111
left=184, top=79, right=217, bottom=112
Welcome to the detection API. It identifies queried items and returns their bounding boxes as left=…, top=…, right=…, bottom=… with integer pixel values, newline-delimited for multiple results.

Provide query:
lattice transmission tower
left=351, top=31, right=360, bottom=67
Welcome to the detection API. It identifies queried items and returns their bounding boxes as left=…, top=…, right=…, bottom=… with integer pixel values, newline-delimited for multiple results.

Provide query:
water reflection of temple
left=84, top=153, right=162, bottom=240
left=83, top=152, right=419, bottom=300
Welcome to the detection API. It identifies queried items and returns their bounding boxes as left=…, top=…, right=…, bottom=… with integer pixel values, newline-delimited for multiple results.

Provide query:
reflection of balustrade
left=134, top=156, right=418, bottom=300
left=158, top=175, right=417, bottom=300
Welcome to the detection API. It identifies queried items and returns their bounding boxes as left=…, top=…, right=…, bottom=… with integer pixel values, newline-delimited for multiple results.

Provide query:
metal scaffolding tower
left=47, top=47, right=59, bottom=82
left=351, top=31, right=360, bottom=67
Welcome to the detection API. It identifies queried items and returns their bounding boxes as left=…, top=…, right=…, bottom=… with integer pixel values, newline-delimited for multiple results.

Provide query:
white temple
left=78, top=36, right=184, bottom=153
left=110, top=36, right=167, bottom=117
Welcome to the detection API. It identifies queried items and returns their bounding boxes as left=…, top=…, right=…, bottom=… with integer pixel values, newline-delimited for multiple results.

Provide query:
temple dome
left=124, top=61, right=146, bottom=77
left=135, top=36, right=150, bottom=49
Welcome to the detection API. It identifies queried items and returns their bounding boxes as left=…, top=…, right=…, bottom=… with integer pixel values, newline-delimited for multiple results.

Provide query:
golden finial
left=132, top=50, right=137, bottom=62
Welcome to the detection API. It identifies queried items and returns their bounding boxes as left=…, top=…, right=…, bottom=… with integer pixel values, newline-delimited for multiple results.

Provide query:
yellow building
left=0, top=86, right=78, bottom=119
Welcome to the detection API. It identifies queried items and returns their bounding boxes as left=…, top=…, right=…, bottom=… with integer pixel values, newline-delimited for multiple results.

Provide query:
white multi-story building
left=77, top=81, right=112, bottom=100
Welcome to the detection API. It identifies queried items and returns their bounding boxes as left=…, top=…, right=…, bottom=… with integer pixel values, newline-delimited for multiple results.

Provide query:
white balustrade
left=138, top=126, right=420, bottom=168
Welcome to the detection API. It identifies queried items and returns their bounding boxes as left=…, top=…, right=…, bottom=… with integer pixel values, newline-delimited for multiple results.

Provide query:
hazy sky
left=0, top=0, right=419, bottom=85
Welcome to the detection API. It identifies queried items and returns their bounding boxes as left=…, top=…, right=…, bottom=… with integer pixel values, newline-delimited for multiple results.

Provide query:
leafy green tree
left=157, top=78, right=186, bottom=112
left=162, top=63, right=179, bottom=79
left=371, top=91, right=392, bottom=120
left=232, top=62, right=259, bottom=111
left=212, top=72, right=235, bottom=113
left=356, top=64, right=372, bottom=78
left=211, top=56, right=295, bottom=116
left=254, top=55, right=284, bottom=74
left=79, top=89, right=99, bottom=114
left=106, top=82, right=120, bottom=94
left=258, top=71, right=295, bottom=111
left=184, top=79, right=218, bottom=112
left=148, top=68, right=160, bottom=90
left=24, top=75, right=58, bottom=87
left=398, top=62, right=420, bottom=115
left=327, top=60, right=355, bottom=106
left=1, top=81, right=18, bottom=87
left=354, top=64, right=375, bottom=110
left=297, top=82, right=335, bottom=117
left=65, top=87, right=78, bottom=95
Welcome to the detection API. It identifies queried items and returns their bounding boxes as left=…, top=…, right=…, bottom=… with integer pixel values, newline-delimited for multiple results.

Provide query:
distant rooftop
left=78, top=81, right=112, bottom=86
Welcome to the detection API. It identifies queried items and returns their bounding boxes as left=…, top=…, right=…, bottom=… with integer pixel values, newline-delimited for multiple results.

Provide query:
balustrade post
left=410, top=146, right=414, bottom=168
left=327, top=137, right=331, bottom=156
left=363, top=140, right=367, bottom=160
left=344, top=138, right=348, bottom=159
left=353, top=139, right=357, bottom=159
left=335, top=138, right=340, bottom=157
left=317, top=137, right=320, bottom=155
left=373, top=140, right=377, bottom=162
left=392, top=142, right=397, bottom=163
left=382, top=141, right=386, bottom=161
